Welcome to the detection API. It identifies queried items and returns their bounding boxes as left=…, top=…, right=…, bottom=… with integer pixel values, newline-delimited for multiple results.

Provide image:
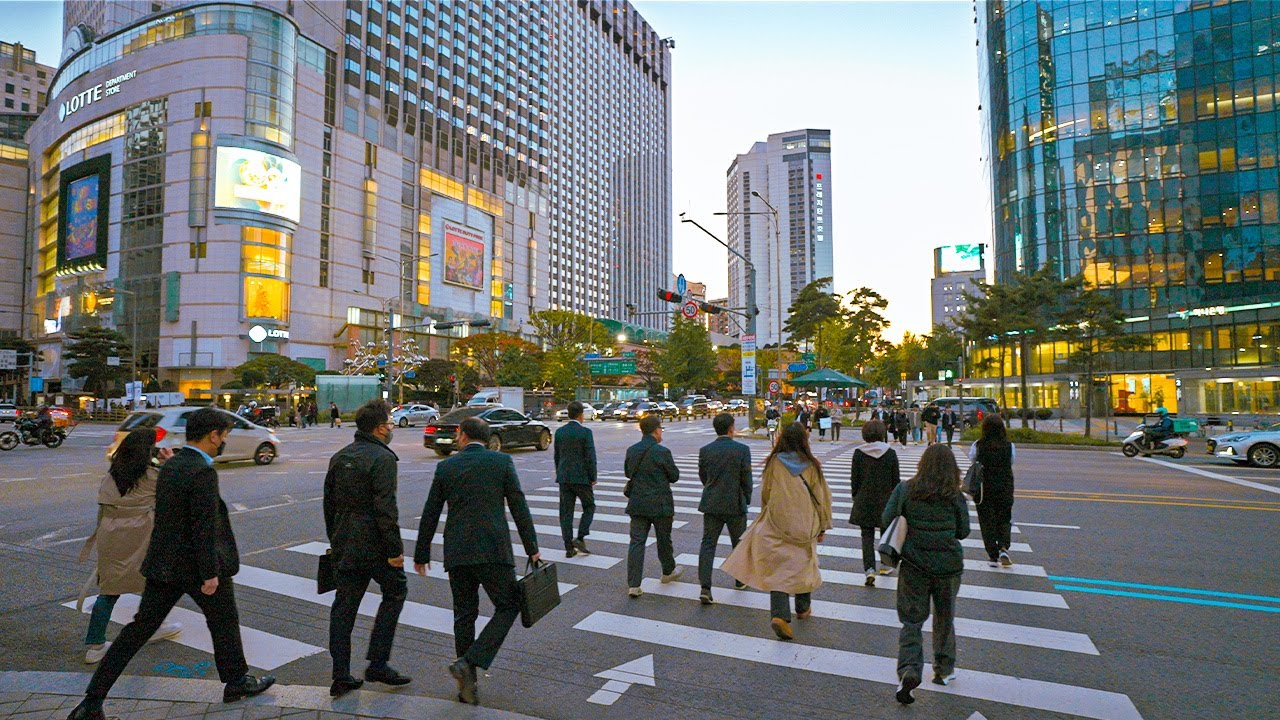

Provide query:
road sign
left=376, top=359, right=388, bottom=368
left=768, top=380, right=781, bottom=394
left=588, top=359, right=636, bottom=375
left=676, top=274, right=687, bottom=296
left=582, top=353, right=602, bottom=360
left=767, top=368, right=783, bottom=379
left=0, top=349, right=16, bottom=370
left=621, top=351, right=636, bottom=358
left=107, top=356, right=120, bottom=366
left=681, top=301, right=699, bottom=319
left=29, top=377, right=43, bottom=392
left=741, top=334, right=757, bottom=395
left=788, top=362, right=810, bottom=372
left=404, top=370, right=416, bottom=379
left=801, top=352, right=815, bottom=362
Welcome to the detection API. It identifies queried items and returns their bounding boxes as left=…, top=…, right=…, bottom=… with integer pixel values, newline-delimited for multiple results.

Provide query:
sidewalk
left=0, top=673, right=542, bottom=720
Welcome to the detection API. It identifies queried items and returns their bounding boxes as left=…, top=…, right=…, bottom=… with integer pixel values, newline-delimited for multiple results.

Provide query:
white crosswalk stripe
left=398, top=527, right=624, bottom=568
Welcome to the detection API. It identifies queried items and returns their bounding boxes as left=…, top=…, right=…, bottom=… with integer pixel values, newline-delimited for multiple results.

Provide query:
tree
left=493, top=347, right=544, bottom=388
left=957, top=281, right=1013, bottom=408
left=63, top=326, right=132, bottom=395
left=1005, top=266, right=1076, bottom=425
left=231, top=354, right=317, bottom=389
left=452, top=332, right=540, bottom=384
left=529, top=310, right=611, bottom=400
left=631, top=345, right=664, bottom=397
left=783, top=277, right=840, bottom=350
left=656, top=317, right=718, bottom=395
left=1060, top=281, right=1149, bottom=437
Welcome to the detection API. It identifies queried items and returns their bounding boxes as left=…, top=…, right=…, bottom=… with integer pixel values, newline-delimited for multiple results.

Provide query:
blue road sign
left=787, top=362, right=810, bottom=372
left=376, top=359, right=388, bottom=367
left=676, top=273, right=687, bottom=296
left=583, top=353, right=602, bottom=360
left=404, top=370, right=416, bottom=379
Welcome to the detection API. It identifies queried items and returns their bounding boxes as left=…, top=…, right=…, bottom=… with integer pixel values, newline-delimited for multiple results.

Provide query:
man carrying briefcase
left=414, top=416, right=540, bottom=706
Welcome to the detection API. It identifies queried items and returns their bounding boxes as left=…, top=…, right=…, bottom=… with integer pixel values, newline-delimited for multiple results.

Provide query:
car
left=555, top=403, right=597, bottom=421
left=656, top=401, right=680, bottom=419
left=620, top=401, right=663, bottom=422
left=390, top=403, right=439, bottom=427
left=678, top=396, right=711, bottom=418
left=933, top=396, right=1001, bottom=429
left=608, top=401, right=638, bottom=421
left=596, top=401, right=620, bottom=420
left=1207, top=422, right=1280, bottom=468
left=423, top=406, right=551, bottom=457
left=106, top=407, right=280, bottom=465
left=725, top=399, right=749, bottom=414
left=707, top=399, right=724, bottom=412
left=0, top=403, right=18, bottom=423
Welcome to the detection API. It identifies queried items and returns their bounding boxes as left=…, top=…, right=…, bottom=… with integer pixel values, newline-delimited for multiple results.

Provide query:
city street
left=1, top=420, right=1277, bottom=720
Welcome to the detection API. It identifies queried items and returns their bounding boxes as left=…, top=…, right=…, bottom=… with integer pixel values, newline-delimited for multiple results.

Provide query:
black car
left=678, top=396, right=712, bottom=418
left=933, top=396, right=1001, bottom=429
left=423, top=406, right=552, bottom=457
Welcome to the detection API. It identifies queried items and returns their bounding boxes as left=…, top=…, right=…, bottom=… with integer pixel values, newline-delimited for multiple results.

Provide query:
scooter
left=1121, top=425, right=1188, bottom=459
left=0, top=418, right=68, bottom=451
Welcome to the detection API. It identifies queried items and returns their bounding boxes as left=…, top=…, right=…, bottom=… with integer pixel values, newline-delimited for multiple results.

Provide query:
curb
left=0, top=672, right=542, bottom=720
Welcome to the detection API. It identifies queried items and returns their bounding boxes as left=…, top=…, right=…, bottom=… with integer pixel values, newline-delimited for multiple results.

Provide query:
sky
left=4, top=0, right=990, bottom=340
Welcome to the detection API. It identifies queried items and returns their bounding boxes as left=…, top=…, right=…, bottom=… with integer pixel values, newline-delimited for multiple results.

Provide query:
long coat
left=79, top=467, right=159, bottom=598
left=721, top=456, right=833, bottom=594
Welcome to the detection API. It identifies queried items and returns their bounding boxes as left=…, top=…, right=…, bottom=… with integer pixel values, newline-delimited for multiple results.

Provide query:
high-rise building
left=26, top=0, right=671, bottom=400
left=977, top=0, right=1280, bottom=415
left=930, top=244, right=986, bottom=330
left=725, top=128, right=832, bottom=346
left=705, top=296, right=731, bottom=336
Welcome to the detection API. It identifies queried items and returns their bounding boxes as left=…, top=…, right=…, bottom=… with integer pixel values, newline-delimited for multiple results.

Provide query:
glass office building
left=976, top=0, right=1280, bottom=416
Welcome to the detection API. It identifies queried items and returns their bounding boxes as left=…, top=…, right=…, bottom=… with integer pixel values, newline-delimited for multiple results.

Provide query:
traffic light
left=657, top=289, right=683, bottom=304
left=448, top=374, right=456, bottom=383
left=378, top=370, right=388, bottom=384
left=696, top=300, right=724, bottom=315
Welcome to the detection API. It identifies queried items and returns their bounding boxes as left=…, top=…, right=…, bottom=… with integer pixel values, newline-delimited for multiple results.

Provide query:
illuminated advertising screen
left=443, top=221, right=486, bottom=290
left=57, top=154, right=111, bottom=275
left=937, top=244, right=984, bottom=273
left=214, top=146, right=302, bottom=223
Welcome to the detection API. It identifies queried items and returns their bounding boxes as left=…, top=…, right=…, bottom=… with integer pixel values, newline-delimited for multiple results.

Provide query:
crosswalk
left=62, top=442, right=1141, bottom=719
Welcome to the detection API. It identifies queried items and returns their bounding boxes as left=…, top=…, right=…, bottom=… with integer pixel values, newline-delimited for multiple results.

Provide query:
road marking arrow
left=586, top=654, right=655, bottom=706
left=967, top=713, right=988, bottom=720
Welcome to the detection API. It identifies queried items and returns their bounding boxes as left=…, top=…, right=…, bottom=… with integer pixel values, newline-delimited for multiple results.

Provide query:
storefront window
left=244, top=276, right=289, bottom=321
left=242, top=227, right=290, bottom=321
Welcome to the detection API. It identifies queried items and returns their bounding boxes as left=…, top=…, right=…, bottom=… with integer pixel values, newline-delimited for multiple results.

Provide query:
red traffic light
left=696, top=300, right=724, bottom=315
left=657, top=289, right=683, bottom=304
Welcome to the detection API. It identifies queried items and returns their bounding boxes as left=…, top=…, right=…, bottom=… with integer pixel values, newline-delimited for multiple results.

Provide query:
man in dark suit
left=623, top=414, right=682, bottom=598
left=68, top=409, right=273, bottom=720
left=941, top=407, right=959, bottom=446
left=554, top=400, right=597, bottom=557
left=324, top=399, right=410, bottom=697
left=697, top=413, right=753, bottom=605
left=413, top=417, right=540, bottom=706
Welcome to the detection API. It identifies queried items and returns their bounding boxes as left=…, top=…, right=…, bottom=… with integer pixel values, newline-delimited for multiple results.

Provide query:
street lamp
left=102, top=285, right=140, bottom=389
left=617, top=333, right=627, bottom=343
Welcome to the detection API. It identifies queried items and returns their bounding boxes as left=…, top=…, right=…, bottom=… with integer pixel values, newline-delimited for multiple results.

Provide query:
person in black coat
left=696, top=413, right=753, bottom=604
left=324, top=400, right=410, bottom=697
left=849, top=420, right=901, bottom=586
left=894, top=410, right=910, bottom=447
left=814, top=404, right=831, bottom=440
left=623, top=415, right=681, bottom=596
left=413, top=417, right=540, bottom=705
left=554, top=401, right=597, bottom=557
left=968, top=414, right=1016, bottom=567
left=941, top=408, right=958, bottom=446
left=68, top=409, right=273, bottom=720
left=921, top=403, right=941, bottom=445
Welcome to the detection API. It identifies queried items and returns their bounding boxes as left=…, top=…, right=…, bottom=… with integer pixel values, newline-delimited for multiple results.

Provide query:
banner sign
left=741, top=334, right=757, bottom=395
left=443, top=221, right=486, bottom=290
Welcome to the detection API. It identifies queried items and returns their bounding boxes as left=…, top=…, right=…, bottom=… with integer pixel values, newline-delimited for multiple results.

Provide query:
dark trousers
left=558, top=484, right=596, bottom=549
left=627, top=515, right=675, bottom=588
left=896, top=563, right=961, bottom=680
left=860, top=526, right=879, bottom=572
left=87, top=577, right=247, bottom=700
left=329, top=562, right=408, bottom=679
left=769, top=591, right=811, bottom=622
left=975, top=494, right=1014, bottom=560
left=448, top=562, right=521, bottom=670
left=832, top=422, right=841, bottom=441
left=944, top=426, right=955, bottom=445
left=698, top=513, right=746, bottom=589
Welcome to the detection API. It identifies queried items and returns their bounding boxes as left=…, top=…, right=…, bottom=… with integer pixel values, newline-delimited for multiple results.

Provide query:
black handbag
left=964, top=460, right=985, bottom=505
left=317, top=549, right=337, bottom=594
left=517, top=559, right=560, bottom=628
left=623, top=444, right=656, bottom=498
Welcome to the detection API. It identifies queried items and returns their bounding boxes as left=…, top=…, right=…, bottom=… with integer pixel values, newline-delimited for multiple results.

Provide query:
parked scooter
left=1121, top=424, right=1189, bottom=459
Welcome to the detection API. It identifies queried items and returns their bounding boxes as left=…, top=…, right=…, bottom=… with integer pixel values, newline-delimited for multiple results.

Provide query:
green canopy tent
left=788, top=367, right=868, bottom=388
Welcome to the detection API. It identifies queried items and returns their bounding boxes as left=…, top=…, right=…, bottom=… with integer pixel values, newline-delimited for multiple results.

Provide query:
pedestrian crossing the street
left=59, top=441, right=1139, bottom=719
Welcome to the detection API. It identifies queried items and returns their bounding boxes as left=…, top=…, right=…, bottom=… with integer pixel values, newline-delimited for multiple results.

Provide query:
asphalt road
left=1, top=418, right=1277, bottom=720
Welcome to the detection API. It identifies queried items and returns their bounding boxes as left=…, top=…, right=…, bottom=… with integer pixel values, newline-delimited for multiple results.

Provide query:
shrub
left=1034, top=408, right=1053, bottom=420
left=961, top=426, right=1115, bottom=446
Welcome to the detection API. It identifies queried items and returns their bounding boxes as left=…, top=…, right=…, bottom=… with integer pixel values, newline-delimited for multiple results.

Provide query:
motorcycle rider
left=27, top=404, right=54, bottom=438
left=1143, top=407, right=1175, bottom=450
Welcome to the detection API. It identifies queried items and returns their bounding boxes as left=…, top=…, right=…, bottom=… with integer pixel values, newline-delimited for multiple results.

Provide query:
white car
left=555, top=404, right=597, bottom=421
left=0, top=403, right=17, bottom=423
left=391, top=403, right=439, bottom=427
left=107, top=407, right=280, bottom=465
left=1208, top=423, right=1280, bottom=468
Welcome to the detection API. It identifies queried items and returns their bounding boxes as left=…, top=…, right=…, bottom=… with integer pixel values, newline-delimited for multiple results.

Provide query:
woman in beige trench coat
left=78, top=428, right=181, bottom=664
left=722, top=422, right=833, bottom=640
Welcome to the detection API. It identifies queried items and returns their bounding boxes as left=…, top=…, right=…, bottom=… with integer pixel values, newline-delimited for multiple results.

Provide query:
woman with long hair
left=881, top=444, right=970, bottom=705
left=968, top=414, right=1016, bottom=567
left=77, top=428, right=182, bottom=663
left=849, top=420, right=900, bottom=586
left=721, top=422, right=833, bottom=641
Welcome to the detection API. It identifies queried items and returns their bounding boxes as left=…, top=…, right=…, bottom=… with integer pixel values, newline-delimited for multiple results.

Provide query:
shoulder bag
left=317, top=548, right=337, bottom=594
left=877, top=491, right=909, bottom=566
left=623, top=444, right=656, bottom=498
left=964, top=460, right=985, bottom=505
left=517, top=558, right=560, bottom=628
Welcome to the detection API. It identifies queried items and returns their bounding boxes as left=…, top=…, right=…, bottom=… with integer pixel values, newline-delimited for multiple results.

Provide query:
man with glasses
left=623, top=414, right=682, bottom=598
left=323, top=399, right=410, bottom=697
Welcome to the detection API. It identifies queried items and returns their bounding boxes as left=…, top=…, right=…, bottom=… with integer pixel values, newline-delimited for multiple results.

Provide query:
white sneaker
left=999, top=551, right=1013, bottom=567
left=660, top=566, right=684, bottom=584
left=627, top=587, right=643, bottom=598
left=149, top=621, right=183, bottom=643
left=84, top=642, right=110, bottom=664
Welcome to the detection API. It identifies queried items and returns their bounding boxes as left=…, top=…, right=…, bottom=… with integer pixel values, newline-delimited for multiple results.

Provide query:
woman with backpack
left=968, top=414, right=1016, bottom=567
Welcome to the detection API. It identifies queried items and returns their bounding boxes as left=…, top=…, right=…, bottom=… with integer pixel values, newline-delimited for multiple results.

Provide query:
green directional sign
left=621, top=351, right=637, bottom=358
left=589, top=359, right=637, bottom=375
left=801, top=352, right=815, bottom=362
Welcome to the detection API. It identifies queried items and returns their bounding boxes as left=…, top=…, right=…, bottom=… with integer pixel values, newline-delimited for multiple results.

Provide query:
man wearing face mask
left=324, top=399, right=410, bottom=696
left=68, top=409, right=273, bottom=720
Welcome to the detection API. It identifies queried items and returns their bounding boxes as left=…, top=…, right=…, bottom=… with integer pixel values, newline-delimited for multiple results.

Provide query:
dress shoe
left=364, top=664, right=412, bottom=686
left=330, top=676, right=364, bottom=697
left=896, top=674, right=921, bottom=704
left=448, top=659, right=478, bottom=705
left=564, top=546, right=578, bottom=558
left=66, top=700, right=105, bottom=720
left=770, top=617, right=793, bottom=640
left=223, top=674, right=276, bottom=703
left=573, top=538, right=590, bottom=555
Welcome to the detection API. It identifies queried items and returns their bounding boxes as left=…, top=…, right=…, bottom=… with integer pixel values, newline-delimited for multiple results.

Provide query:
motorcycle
left=1121, top=425, right=1188, bottom=459
left=0, top=418, right=69, bottom=451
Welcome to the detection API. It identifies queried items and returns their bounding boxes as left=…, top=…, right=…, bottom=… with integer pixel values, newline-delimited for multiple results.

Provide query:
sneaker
left=999, top=551, right=1013, bottom=567
left=628, top=586, right=643, bottom=598
left=149, top=621, right=182, bottom=643
left=770, top=617, right=793, bottom=640
left=988, top=557, right=1001, bottom=568
left=733, top=580, right=747, bottom=590
left=84, top=642, right=110, bottom=665
left=896, top=674, right=921, bottom=704
left=573, top=538, right=590, bottom=555
left=864, top=570, right=876, bottom=587
left=877, top=564, right=894, bottom=575
left=660, top=566, right=683, bottom=584
left=699, top=589, right=714, bottom=606
left=933, top=671, right=956, bottom=686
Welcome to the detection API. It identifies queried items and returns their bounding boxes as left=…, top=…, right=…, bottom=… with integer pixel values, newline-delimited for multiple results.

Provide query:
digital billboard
left=57, top=154, right=111, bottom=276
left=214, top=146, right=302, bottom=223
left=443, top=221, right=486, bottom=290
left=937, top=244, right=984, bottom=274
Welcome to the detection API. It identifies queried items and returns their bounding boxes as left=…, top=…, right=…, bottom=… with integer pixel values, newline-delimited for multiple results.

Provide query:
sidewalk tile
left=202, top=709, right=243, bottom=720
left=14, top=697, right=64, bottom=714
left=8, top=710, right=60, bottom=720
left=241, top=707, right=282, bottom=720
left=0, top=702, right=27, bottom=716
left=162, top=702, right=211, bottom=719
left=0, top=695, right=30, bottom=706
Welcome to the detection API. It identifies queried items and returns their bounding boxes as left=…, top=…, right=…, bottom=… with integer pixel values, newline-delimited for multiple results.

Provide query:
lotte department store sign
left=58, top=70, right=138, bottom=122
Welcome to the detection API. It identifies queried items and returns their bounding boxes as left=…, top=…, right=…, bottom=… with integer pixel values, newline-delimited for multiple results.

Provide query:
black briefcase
left=317, top=549, right=337, bottom=594
left=517, top=559, right=560, bottom=628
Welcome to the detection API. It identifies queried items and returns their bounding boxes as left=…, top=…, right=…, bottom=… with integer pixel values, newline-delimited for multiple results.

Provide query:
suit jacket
left=141, top=447, right=239, bottom=584
left=697, top=436, right=753, bottom=516
left=554, top=420, right=597, bottom=485
left=324, top=431, right=402, bottom=570
left=623, top=435, right=679, bottom=517
left=413, top=444, right=538, bottom=570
